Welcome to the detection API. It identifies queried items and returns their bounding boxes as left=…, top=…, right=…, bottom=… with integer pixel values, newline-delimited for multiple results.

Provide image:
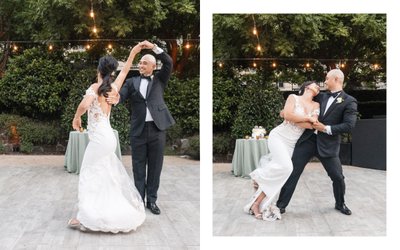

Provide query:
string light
left=340, top=63, right=345, bottom=68
left=305, top=62, right=310, bottom=68
left=253, top=62, right=257, bottom=68
left=252, top=15, right=261, bottom=53
left=48, top=45, right=53, bottom=50
left=108, top=43, right=112, bottom=49
left=218, top=62, right=223, bottom=68
left=272, top=62, right=277, bottom=68
left=13, top=45, right=18, bottom=51
left=90, top=0, right=98, bottom=36
left=185, top=34, right=191, bottom=49
left=86, top=44, right=91, bottom=50
left=373, top=63, right=379, bottom=70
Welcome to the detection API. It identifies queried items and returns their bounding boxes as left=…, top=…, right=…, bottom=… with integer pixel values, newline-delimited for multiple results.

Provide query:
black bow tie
left=327, top=91, right=341, bottom=98
left=140, top=75, right=152, bottom=81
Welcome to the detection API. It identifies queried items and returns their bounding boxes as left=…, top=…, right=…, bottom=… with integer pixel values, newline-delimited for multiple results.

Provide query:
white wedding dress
left=76, top=85, right=145, bottom=233
left=244, top=95, right=319, bottom=221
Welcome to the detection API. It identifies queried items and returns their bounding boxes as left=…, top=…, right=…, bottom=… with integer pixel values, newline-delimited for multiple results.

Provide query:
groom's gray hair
left=141, top=54, right=156, bottom=65
left=328, top=69, right=344, bottom=82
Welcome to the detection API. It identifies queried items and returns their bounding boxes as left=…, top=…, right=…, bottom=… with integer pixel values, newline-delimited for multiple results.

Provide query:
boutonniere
left=336, top=97, right=344, bottom=104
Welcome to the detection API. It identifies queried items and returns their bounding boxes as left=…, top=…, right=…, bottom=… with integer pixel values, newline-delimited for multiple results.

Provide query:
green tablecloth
left=64, top=130, right=122, bottom=174
left=231, top=138, right=269, bottom=178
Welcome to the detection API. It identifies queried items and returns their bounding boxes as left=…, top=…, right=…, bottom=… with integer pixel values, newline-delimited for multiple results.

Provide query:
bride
left=68, top=43, right=145, bottom=233
left=244, top=81, right=320, bottom=221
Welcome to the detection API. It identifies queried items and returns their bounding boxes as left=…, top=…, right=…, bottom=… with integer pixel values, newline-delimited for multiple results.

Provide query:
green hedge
left=0, top=114, right=62, bottom=153
left=213, top=68, right=285, bottom=157
left=164, top=75, right=199, bottom=136
left=0, top=47, right=72, bottom=120
left=0, top=47, right=199, bottom=155
left=213, top=68, right=242, bottom=131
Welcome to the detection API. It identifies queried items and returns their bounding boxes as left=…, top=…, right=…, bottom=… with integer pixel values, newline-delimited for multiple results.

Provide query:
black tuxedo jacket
left=119, top=52, right=175, bottom=136
left=296, top=91, right=358, bottom=158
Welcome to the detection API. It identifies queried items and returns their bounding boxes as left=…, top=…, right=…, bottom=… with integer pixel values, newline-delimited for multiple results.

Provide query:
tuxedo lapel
left=319, top=94, right=329, bottom=120
left=146, top=77, right=154, bottom=98
left=323, top=92, right=344, bottom=118
left=133, top=77, right=145, bottom=99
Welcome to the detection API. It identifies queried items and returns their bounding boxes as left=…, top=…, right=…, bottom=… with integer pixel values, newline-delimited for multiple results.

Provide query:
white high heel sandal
left=67, top=219, right=87, bottom=232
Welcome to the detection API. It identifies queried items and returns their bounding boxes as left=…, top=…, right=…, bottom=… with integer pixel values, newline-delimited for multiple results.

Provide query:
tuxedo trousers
left=277, top=134, right=346, bottom=209
left=130, top=121, right=166, bottom=203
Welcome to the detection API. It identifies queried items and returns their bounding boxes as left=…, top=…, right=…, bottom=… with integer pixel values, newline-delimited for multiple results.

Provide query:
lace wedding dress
left=244, top=95, right=319, bottom=221
left=76, top=85, right=145, bottom=233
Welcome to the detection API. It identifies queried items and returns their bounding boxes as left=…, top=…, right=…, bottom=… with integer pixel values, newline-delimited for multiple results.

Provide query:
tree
left=0, top=0, right=199, bottom=77
left=213, top=14, right=386, bottom=89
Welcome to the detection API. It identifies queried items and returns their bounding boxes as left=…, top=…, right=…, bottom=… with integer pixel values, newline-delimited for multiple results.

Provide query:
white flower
left=336, top=97, right=344, bottom=103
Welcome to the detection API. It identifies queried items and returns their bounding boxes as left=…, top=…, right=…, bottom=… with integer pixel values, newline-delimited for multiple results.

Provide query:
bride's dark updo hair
left=97, top=55, right=118, bottom=97
left=298, top=81, right=315, bottom=95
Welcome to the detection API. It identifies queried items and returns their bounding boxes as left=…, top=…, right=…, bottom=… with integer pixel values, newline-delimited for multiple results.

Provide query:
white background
left=200, top=0, right=399, bottom=249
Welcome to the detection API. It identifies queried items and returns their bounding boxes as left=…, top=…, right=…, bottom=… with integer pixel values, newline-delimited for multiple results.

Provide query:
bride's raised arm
left=112, top=43, right=143, bottom=92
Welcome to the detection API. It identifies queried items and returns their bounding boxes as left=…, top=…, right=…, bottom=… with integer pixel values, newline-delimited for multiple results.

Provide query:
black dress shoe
left=147, top=202, right=161, bottom=215
left=279, top=207, right=285, bottom=214
left=335, top=203, right=352, bottom=215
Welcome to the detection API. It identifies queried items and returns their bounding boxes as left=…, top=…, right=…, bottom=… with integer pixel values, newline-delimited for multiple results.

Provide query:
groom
left=116, top=40, right=175, bottom=215
left=277, top=69, right=358, bottom=215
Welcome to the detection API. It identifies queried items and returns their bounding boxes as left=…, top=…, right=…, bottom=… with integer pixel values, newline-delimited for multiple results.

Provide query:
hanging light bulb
left=373, top=63, right=379, bottom=70
left=90, top=10, right=94, bottom=18
left=257, top=44, right=261, bottom=51
left=218, top=62, right=223, bottom=68
left=93, top=26, right=97, bottom=33
left=340, top=63, right=345, bottom=68
left=253, top=27, right=257, bottom=35
left=253, top=62, right=257, bottom=68
left=48, top=45, right=53, bottom=50
left=108, top=44, right=112, bottom=49
left=13, top=45, right=18, bottom=51
left=185, top=42, right=191, bottom=49
left=86, top=44, right=91, bottom=50
left=306, top=62, right=310, bottom=68
left=272, top=62, right=277, bottom=68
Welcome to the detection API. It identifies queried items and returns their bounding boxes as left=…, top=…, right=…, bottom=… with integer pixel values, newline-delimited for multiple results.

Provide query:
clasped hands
left=308, top=117, right=326, bottom=132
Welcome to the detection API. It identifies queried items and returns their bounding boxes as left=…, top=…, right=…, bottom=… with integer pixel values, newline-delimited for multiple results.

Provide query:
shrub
left=213, top=132, right=235, bottom=155
left=166, top=121, right=183, bottom=146
left=213, top=68, right=242, bottom=130
left=0, top=47, right=72, bottom=120
left=0, top=113, right=63, bottom=153
left=0, top=141, right=5, bottom=153
left=164, top=75, right=199, bottom=136
left=231, top=74, right=284, bottom=139
left=185, top=134, right=200, bottom=160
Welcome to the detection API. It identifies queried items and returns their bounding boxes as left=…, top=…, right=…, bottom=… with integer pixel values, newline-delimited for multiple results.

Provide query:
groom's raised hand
left=140, top=40, right=155, bottom=50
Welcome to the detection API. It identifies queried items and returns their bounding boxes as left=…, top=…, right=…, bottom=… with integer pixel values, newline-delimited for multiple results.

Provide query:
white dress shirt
left=322, top=92, right=341, bottom=135
left=141, top=45, right=164, bottom=122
